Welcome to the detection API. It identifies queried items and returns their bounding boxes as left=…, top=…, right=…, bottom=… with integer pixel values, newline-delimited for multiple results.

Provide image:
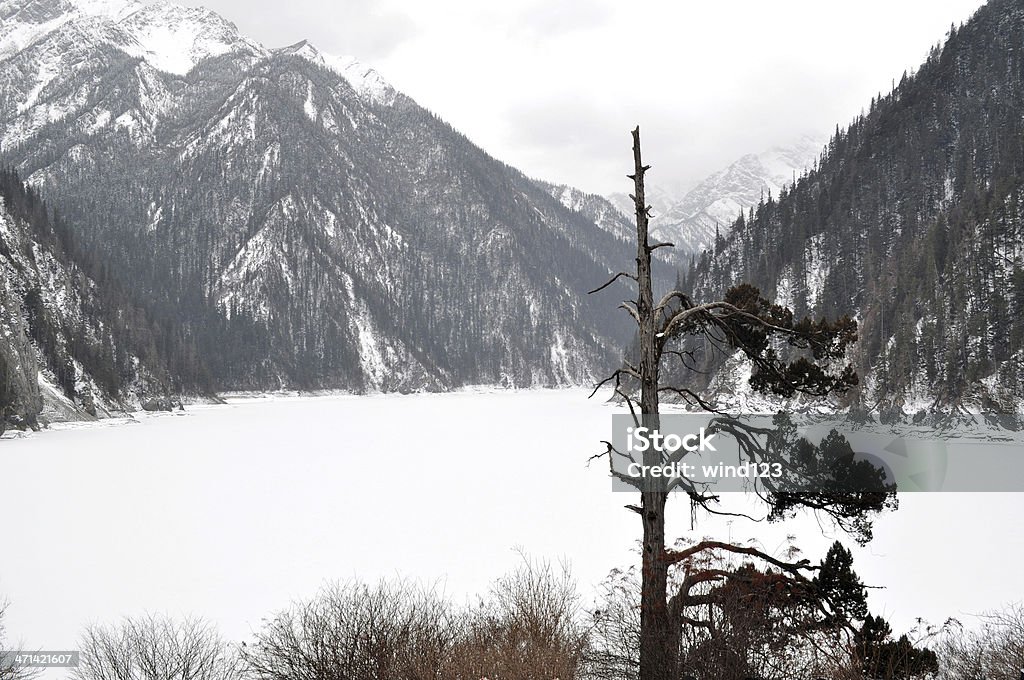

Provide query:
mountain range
left=0, top=0, right=643, bottom=426
left=605, top=137, right=825, bottom=257
left=2, top=0, right=1021, bottom=429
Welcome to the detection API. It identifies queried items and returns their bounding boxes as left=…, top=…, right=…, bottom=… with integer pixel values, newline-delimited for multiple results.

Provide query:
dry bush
left=0, top=598, right=40, bottom=680
left=0, top=599, right=15, bottom=680
left=241, top=580, right=456, bottom=680
left=449, top=557, right=589, bottom=680
left=73, top=613, right=238, bottom=680
left=586, top=567, right=640, bottom=680
left=242, top=559, right=589, bottom=680
left=938, top=603, right=1024, bottom=680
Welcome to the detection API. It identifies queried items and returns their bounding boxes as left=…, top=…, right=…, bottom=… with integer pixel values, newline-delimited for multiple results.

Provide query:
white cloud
left=192, top=0, right=986, bottom=195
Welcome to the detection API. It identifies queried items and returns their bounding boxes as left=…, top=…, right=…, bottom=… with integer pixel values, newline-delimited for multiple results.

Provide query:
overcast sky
left=190, top=0, right=987, bottom=196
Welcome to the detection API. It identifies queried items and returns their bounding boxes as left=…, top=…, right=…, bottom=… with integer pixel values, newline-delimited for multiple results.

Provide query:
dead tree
left=591, top=127, right=896, bottom=680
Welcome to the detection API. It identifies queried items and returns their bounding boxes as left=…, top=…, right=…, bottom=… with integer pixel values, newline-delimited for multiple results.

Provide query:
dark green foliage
left=0, top=350, right=13, bottom=434
left=813, top=541, right=869, bottom=621
left=23, top=288, right=75, bottom=397
left=655, top=281, right=894, bottom=540
left=663, top=282, right=860, bottom=402
left=722, top=283, right=859, bottom=397
left=592, top=540, right=911, bottom=680
left=857, top=614, right=939, bottom=679
left=691, top=0, right=1024, bottom=408
left=768, top=427, right=898, bottom=544
left=0, top=167, right=177, bottom=404
left=1, top=50, right=633, bottom=392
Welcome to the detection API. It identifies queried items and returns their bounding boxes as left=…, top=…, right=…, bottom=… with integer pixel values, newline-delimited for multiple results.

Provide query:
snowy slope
left=0, top=0, right=263, bottom=73
left=542, top=181, right=634, bottom=242
left=624, top=136, right=827, bottom=255
left=279, top=39, right=396, bottom=105
left=0, top=181, right=170, bottom=428
left=0, top=0, right=635, bottom=394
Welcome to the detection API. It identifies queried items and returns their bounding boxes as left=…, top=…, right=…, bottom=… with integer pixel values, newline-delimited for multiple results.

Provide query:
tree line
left=685, top=0, right=1024, bottom=413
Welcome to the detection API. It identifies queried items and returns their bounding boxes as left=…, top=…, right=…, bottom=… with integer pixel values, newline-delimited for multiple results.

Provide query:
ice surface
left=0, top=390, right=1021, bottom=663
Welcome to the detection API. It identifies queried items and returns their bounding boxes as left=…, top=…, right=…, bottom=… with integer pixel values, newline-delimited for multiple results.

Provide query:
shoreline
left=0, top=385, right=606, bottom=441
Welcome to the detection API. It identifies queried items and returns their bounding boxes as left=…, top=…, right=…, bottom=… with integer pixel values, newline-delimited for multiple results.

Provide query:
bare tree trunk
left=630, top=127, right=674, bottom=680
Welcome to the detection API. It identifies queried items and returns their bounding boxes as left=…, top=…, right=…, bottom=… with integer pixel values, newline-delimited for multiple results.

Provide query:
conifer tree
left=593, top=128, right=896, bottom=680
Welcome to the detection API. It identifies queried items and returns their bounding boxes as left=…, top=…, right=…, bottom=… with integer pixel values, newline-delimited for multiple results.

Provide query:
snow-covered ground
left=0, top=389, right=1021, bottom=662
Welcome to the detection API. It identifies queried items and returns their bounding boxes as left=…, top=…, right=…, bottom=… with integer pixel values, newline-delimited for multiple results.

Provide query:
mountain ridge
left=685, top=0, right=1024, bottom=418
left=0, top=0, right=637, bottom=428
left=605, top=136, right=826, bottom=257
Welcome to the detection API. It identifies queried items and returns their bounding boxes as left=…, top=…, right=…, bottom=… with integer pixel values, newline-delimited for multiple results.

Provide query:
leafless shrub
left=0, top=599, right=14, bottom=680
left=451, top=557, right=589, bottom=680
left=73, top=614, right=238, bottom=680
left=0, top=598, right=40, bottom=680
left=243, top=558, right=589, bottom=680
left=938, top=603, right=1024, bottom=680
left=586, top=567, right=640, bottom=680
left=241, top=580, right=457, bottom=680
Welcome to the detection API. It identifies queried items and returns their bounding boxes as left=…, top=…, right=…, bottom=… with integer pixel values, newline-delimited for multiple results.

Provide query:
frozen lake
left=1, top=388, right=1022, bottom=656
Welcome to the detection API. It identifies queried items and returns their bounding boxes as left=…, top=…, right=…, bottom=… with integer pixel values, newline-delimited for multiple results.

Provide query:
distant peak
left=67, top=0, right=141, bottom=19
left=277, top=38, right=318, bottom=60
left=281, top=38, right=311, bottom=50
left=277, top=39, right=396, bottom=106
left=115, top=0, right=267, bottom=75
left=0, top=0, right=266, bottom=74
left=125, top=1, right=229, bottom=22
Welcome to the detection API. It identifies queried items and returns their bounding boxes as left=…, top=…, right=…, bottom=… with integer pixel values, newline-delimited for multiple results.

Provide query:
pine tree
left=594, top=128, right=895, bottom=680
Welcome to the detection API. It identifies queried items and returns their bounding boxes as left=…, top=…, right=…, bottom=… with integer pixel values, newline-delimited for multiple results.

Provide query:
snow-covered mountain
left=609, top=136, right=826, bottom=256
left=687, top=0, right=1024, bottom=417
left=0, top=0, right=262, bottom=69
left=540, top=180, right=681, bottom=289
left=0, top=169, right=175, bottom=431
left=0, top=0, right=635, bottom=409
left=606, top=183, right=678, bottom=227
left=541, top=181, right=634, bottom=242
